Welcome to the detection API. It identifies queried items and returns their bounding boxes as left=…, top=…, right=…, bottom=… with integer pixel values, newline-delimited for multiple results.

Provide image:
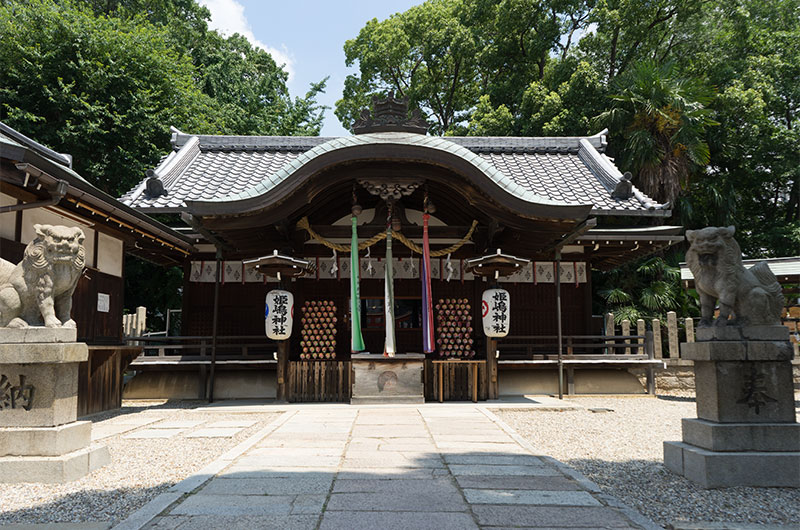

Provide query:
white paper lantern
left=265, top=289, right=294, bottom=340
left=481, top=288, right=510, bottom=338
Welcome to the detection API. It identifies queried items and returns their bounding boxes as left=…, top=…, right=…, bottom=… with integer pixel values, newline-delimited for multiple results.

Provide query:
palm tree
left=596, top=256, right=693, bottom=323
left=598, top=60, right=717, bottom=205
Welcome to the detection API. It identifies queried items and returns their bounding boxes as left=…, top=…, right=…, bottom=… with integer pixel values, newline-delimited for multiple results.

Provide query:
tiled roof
left=120, top=129, right=669, bottom=216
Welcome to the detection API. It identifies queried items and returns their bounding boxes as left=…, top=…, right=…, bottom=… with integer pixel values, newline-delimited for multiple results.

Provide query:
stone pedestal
left=351, top=353, right=425, bottom=404
left=0, top=329, right=109, bottom=483
left=663, top=326, right=800, bottom=488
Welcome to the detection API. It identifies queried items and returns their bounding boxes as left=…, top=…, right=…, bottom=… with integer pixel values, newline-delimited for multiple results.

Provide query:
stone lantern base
left=663, top=326, right=800, bottom=488
left=0, top=329, right=109, bottom=483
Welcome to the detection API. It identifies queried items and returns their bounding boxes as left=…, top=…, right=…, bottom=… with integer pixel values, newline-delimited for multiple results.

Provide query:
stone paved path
left=121, top=405, right=656, bottom=530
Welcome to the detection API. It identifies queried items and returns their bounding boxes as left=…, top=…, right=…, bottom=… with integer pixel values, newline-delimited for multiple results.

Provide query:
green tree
left=597, top=60, right=717, bottom=205
left=337, top=0, right=481, bottom=134
left=595, top=256, right=696, bottom=323
left=0, top=0, right=326, bottom=196
left=680, top=0, right=800, bottom=256
left=337, top=0, right=593, bottom=134
left=0, top=0, right=220, bottom=196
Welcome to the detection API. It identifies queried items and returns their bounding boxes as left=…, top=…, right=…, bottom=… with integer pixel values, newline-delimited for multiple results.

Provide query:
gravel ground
left=0, top=400, right=280, bottom=526
left=495, top=394, right=800, bottom=528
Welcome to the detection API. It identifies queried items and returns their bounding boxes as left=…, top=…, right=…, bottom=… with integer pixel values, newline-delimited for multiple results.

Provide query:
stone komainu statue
left=0, top=224, right=85, bottom=328
left=686, top=226, right=783, bottom=327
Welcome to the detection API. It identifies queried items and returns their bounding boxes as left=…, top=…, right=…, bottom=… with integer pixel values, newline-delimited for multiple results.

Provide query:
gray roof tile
left=119, top=131, right=666, bottom=216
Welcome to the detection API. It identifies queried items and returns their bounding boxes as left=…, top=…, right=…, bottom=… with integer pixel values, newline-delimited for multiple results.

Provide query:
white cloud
left=200, top=0, right=295, bottom=81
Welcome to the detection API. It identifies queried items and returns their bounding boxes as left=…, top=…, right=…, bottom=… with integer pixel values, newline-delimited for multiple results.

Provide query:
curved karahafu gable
left=183, top=132, right=594, bottom=222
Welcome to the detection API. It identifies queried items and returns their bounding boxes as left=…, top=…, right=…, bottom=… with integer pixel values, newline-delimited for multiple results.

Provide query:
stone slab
left=185, top=427, right=243, bottom=438
left=335, top=467, right=442, bottom=480
left=152, top=420, right=206, bottom=429
left=201, top=476, right=334, bottom=495
left=0, top=362, right=80, bottom=427
left=170, top=494, right=325, bottom=516
left=332, top=477, right=458, bottom=495
left=696, top=325, right=790, bottom=342
left=145, top=515, right=319, bottom=530
left=207, top=420, right=257, bottom=428
left=448, top=464, right=559, bottom=476
left=443, top=454, right=544, bottom=465
left=682, top=418, right=800, bottom=452
left=319, top=512, right=478, bottom=530
left=123, top=428, right=185, bottom=439
left=663, top=441, right=800, bottom=488
left=463, top=488, right=601, bottom=506
left=218, top=466, right=337, bottom=479
left=0, top=327, right=78, bottom=344
left=0, top=420, right=91, bottom=456
left=0, top=443, right=109, bottom=483
left=0, top=341, right=87, bottom=363
left=351, top=354, right=424, bottom=405
left=694, top=360, right=796, bottom=423
left=454, top=475, right=582, bottom=491
left=681, top=340, right=793, bottom=362
left=471, top=505, right=635, bottom=528
left=326, top=489, right=466, bottom=512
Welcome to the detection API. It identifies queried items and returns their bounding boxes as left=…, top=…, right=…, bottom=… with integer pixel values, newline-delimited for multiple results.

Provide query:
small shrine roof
left=120, top=128, right=669, bottom=218
left=0, top=121, right=194, bottom=263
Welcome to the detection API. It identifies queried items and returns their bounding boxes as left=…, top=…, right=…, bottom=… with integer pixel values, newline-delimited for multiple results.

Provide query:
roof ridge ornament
left=352, top=91, right=429, bottom=135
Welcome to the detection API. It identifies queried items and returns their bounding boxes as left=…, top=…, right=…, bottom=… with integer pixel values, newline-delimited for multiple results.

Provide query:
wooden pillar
left=486, top=338, right=498, bottom=399
left=645, top=330, right=656, bottom=395
left=555, top=249, right=563, bottom=400
left=208, top=249, right=222, bottom=403
left=276, top=339, right=289, bottom=402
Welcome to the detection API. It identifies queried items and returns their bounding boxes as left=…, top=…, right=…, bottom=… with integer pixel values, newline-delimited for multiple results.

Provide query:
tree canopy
left=0, top=0, right=327, bottom=329
left=338, top=0, right=800, bottom=259
left=0, top=0, right=326, bottom=197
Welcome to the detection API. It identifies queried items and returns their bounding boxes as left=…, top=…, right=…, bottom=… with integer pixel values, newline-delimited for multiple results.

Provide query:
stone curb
left=110, top=409, right=296, bottom=530
left=478, top=406, right=662, bottom=530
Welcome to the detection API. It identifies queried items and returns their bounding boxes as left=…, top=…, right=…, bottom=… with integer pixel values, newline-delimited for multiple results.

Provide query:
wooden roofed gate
left=120, top=95, right=683, bottom=402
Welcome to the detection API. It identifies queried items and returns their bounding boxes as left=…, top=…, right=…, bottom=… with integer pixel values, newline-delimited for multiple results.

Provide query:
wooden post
left=636, top=319, right=645, bottom=355
left=471, top=364, right=476, bottom=403
left=645, top=330, right=655, bottom=394
left=555, top=249, right=563, bottom=400
left=209, top=250, right=222, bottom=402
left=621, top=319, right=631, bottom=355
left=667, top=311, right=678, bottom=358
left=276, top=340, right=289, bottom=402
left=605, top=312, right=615, bottom=354
left=486, top=338, right=498, bottom=399
left=685, top=317, right=695, bottom=343
left=652, top=318, right=662, bottom=359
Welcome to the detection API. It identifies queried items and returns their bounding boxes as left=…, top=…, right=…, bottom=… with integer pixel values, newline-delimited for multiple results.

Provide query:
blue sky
left=200, top=0, right=424, bottom=136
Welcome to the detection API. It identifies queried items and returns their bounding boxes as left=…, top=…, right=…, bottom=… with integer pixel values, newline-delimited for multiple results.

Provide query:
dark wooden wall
left=1, top=236, right=123, bottom=344
left=182, top=276, right=592, bottom=360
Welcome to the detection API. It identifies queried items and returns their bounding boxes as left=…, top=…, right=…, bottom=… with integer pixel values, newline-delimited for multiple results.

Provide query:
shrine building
left=119, top=96, right=683, bottom=401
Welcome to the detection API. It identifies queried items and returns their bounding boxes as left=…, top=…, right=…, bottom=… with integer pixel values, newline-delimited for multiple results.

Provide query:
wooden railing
left=127, top=335, right=278, bottom=367
left=497, top=334, right=653, bottom=360
left=497, top=333, right=662, bottom=394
